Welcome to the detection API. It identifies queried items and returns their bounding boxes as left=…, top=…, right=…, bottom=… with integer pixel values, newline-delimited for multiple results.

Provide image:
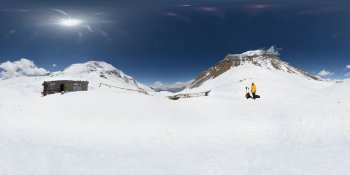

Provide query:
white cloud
left=150, top=80, right=193, bottom=92
left=346, top=65, right=350, bottom=69
left=345, top=72, right=350, bottom=77
left=0, top=59, right=49, bottom=79
left=266, top=46, right=280, bottom=55
left=317, top=69, right=334, bottom=76
left=52, top=64, right=56, bottom=67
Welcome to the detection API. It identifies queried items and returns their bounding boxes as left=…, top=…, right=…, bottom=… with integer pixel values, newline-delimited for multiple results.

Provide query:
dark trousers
left=252, top=93, right=256, bottom=99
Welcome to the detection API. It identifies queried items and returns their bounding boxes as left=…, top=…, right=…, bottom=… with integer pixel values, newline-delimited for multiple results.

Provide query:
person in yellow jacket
left=251, top=82, right=257, bottom=98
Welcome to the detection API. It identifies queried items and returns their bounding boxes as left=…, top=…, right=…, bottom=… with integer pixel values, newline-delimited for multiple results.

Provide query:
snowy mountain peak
left=189, top=49, right=319, bottom=88
left=48, top=60, right=151, bottom=91
left=55, top=61, right=136, bottom=84
left=61, top=61, right=126, bottom=77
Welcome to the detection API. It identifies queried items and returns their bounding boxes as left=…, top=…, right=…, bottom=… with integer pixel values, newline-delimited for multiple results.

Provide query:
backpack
left=245, top=87, right=252, bottom=99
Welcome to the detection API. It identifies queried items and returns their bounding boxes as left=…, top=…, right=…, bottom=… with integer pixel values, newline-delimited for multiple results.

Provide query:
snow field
left=0, top=64, right=349, bottom=175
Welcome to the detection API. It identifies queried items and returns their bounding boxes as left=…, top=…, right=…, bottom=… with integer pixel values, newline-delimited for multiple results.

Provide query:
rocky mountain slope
left=189, top=50, right=319, bottom=89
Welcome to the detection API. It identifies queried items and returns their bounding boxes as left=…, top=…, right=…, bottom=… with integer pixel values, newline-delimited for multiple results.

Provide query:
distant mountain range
left=0, top=49, right=327, bottom=93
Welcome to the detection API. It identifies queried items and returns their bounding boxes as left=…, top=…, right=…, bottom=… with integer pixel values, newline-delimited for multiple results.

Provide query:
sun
left=59, top=18, right=82, bottom=27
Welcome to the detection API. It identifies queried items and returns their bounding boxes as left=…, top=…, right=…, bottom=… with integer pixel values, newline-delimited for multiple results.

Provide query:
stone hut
left=42, top=80, right=89, bottom=96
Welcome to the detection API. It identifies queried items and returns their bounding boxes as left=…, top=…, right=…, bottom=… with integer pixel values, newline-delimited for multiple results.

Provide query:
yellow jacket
left=251, top=83, right=256, bottom=93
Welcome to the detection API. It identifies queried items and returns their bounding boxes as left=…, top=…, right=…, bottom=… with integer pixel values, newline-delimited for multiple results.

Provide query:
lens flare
left=59, top=18, right=82, bottom=27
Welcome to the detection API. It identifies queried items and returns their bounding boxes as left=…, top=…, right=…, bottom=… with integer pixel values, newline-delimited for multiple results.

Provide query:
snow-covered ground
left=0, top=62, right=350, bottom=175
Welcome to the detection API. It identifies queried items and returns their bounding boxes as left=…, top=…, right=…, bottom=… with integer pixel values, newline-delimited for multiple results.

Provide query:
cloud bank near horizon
left=0, top=59, right=48, bottom=79
left=150, top=80, right=193, bottom=92
left=317, top=69, right=334, bottom=77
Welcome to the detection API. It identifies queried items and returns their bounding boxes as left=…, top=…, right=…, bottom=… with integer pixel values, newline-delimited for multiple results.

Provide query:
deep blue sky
left=1, top=0, right=350, bottom=84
